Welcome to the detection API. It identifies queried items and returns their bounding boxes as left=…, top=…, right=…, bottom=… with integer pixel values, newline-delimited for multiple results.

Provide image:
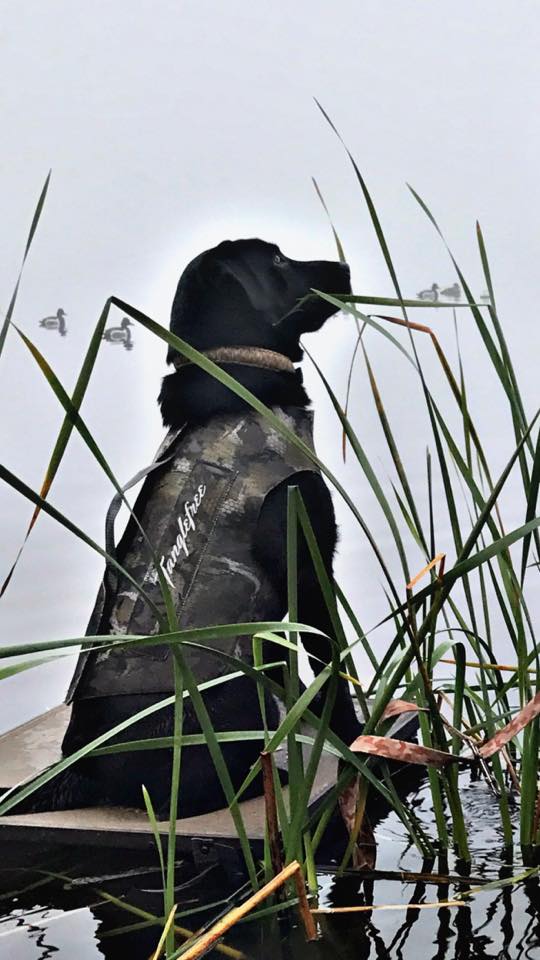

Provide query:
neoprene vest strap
left=103, top=424, right=187, bottom=598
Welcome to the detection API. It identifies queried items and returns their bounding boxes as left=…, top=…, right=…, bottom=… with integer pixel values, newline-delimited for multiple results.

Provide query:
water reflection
left=38, top=308, right=67, bottom=336
left=0, top=836, right=538, bottom=958
left=1, top=771, right=539, bottom=958
left=316, top=861, right=540, bottom=960
left=0, top=849, right=243, bottom=959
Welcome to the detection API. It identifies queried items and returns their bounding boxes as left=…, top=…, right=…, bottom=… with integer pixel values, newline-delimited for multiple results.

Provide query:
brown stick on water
left=261, top=750, right=284, bottom=880
left=178, top=861, right=317, bottom=959
left=293, top=865, right=318, bottom=941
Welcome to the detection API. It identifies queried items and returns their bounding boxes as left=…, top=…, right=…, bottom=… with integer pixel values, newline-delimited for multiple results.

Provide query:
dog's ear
left=217, top=259, right=274, bottom=316
left=168, top=247, right=253, bottom=362
left=207, top=241, right=275, bottom=314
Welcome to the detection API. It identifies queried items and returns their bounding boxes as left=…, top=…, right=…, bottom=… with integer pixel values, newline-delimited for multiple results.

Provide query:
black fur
left=19, top=238, right=360, bottom=817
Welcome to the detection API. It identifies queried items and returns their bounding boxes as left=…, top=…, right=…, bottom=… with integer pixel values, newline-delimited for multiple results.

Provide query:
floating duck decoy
left=102, top=316, right=134, bottom=350
left=417, top=283, right=439, bottom=301
left=439, top=283, right=461, bottom=300
left=39, top=308, right=67, bottom=336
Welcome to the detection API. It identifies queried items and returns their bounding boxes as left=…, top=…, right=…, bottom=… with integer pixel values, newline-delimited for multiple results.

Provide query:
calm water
left=0, top=772, right=538, bottom=959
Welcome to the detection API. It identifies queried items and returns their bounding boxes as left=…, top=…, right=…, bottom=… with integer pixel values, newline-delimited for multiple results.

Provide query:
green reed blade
left=0, top=172, right=51, bottom=362
left=1, top=298, right=111, bottom=596
left=306, top=345, right=410, bottom=584
left=92, top=731, right=340, bottom=757
left=285, top=486, right=304, bottom=845
left=0, top=621, right=317, bottom=661
left=379, top=406, right=540, bottom=621
left=11, top=325, right=175, bottom=616
left=0, top=692, right=177, bottom=815
left=142, top=785, right=166, bottom=893
left=292, top=486, right=369, bottom=717
left=521, top=424, right=540, bottom=584
left=314, top=291, right=418, bottom=370
left=0, top=462, right=164, bottom=624
left=0, top=654, right=68, bottom=680
left=409, top=186, right=533, bottom=477
left=476, top=221, right=529, bottom=436
left=334, top=581, right=379, bottom=672
left=363, top=346, right=428, bottom=555
left=342, top=295, right=478, bottom=308
left=311, top=176, right=347, bottom=262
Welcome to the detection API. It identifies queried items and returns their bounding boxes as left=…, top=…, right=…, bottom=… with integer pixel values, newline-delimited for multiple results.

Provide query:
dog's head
left=167, top=238, right=351, bottom=364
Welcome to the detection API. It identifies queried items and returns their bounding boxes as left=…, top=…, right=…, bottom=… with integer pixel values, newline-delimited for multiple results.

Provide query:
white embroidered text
left=159, top=483, right=206, bottom=586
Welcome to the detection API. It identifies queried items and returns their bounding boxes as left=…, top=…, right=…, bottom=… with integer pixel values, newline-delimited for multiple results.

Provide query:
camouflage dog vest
left=66, top=406, right=318, bottom=701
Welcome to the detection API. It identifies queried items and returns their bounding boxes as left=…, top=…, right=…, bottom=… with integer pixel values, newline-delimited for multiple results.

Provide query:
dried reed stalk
left=261, top=751, right=284, bottom=879
left=179, top=861, right=317, bottom=959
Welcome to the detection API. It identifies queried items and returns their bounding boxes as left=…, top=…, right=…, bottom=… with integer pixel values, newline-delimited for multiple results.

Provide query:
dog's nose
left=337, top=261, right=351, bottom=289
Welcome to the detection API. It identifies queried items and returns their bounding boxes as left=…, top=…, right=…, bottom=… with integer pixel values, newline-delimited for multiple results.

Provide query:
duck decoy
left=39, top=308, right=67, bottom=336
left=102, top=317, right=134, bottom=350
left=439, top=283, right=461, bottom=300
left=417, top=283, right=439, bottom=301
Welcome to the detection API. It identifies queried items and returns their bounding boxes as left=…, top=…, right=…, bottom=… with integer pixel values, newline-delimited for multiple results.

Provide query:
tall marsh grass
left=1, top=119, right=539, bottom=955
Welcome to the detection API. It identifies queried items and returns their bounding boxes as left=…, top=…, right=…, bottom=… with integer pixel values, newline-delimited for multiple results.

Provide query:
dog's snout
left=330, top=259, right=351, bottom=295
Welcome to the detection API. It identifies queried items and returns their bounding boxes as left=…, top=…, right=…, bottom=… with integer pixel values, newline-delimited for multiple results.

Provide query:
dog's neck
left=172, top=346, right=295, bottom=375
left=159, top=351, right=310, bottom=428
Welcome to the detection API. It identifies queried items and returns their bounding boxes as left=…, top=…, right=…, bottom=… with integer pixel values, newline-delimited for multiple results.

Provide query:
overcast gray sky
left=1, top=1, right=539, bottom=728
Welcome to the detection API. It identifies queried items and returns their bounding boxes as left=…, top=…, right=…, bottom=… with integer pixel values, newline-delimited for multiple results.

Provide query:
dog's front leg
left=254, top=471, right=362, bottom=745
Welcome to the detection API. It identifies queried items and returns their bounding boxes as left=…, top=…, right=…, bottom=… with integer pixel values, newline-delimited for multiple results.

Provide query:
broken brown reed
left=292, top=867, right=318, bottom=940
left=178, top=861, right=317, bottom=959
left=348, top=733, right=467, bottom=767
left=381, top=700, right=426, bottom=720
left=501, top=746, right=521, bottom=794
left=93, top=884, right=247, bottom=960
left=346, top=691, right=540, bottom=770
left=380, top=699, right=421, bottom=720
left=312, top=900, right=466, bottom=914
left=406, top=553, right=445, bottom=590
left=318, top=867, right=490, bottom=885
left=260, top=750, right=284, bottom=879
left=440, top=658, right=536, bottom=674
left=478, top=691, right=540, bottom=758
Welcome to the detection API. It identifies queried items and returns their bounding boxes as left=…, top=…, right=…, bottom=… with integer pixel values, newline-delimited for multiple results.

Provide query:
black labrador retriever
left=22, top=239, right=361, bottom=817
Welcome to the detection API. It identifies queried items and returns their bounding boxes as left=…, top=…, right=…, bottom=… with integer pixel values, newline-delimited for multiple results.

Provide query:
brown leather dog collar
left=172, top=346, right=295, bottom=374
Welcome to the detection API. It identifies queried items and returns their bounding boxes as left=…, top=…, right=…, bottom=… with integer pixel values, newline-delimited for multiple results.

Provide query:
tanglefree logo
left=160, top=483, right=206, bottom=587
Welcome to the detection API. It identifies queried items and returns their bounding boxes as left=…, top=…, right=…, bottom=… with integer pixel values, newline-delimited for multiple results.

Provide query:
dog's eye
left=273, top=253, right=285, bottom=265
